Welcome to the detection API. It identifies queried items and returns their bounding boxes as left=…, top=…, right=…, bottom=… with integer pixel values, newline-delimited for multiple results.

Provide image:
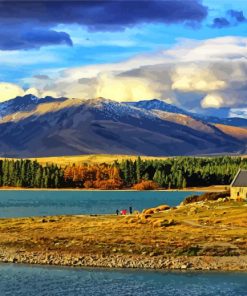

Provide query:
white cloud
left=171, top=65, right=226, bottom=92
left=95, top=73, right=159, bottom=102
left=24, top=87, right=40, bottom=97
left=0, top=82, right=24, bottom=102
left=201, top=93, right=224, bottom=108
left=166, top=36, right=247, bottom=62
left=229, top=108, right=247, bottom=118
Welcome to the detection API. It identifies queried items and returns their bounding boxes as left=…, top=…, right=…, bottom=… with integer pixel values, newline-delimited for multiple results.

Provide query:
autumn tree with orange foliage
left=132, top=180, right=159, bottom=190
left=93, top=179, right=123, bottom=190
left=63, top=163, right=123, bottom=189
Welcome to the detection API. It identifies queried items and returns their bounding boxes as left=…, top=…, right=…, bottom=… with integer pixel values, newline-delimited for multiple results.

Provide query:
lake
left=0, top=190, right=199, bottom=218
left=0, top=264, right=246, bottom=296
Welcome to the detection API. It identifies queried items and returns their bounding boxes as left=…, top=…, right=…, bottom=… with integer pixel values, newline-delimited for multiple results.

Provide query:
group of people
left=116, top=206, right=132, bottom=215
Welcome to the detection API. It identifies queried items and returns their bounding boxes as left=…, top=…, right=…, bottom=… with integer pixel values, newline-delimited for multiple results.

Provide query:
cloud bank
left=1, top=36, right=247, bottom=116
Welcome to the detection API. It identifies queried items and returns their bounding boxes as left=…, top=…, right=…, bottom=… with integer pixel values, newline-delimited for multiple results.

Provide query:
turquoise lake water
left=0, top=190, right=199, bottom=218
left=0, top=264, right=246, bottom=296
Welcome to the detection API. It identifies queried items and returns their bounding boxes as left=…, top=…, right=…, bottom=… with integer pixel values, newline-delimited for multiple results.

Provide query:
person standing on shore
left=116, top=209, right=119, bottom=215
left=129, top=206, right=132, bottom=214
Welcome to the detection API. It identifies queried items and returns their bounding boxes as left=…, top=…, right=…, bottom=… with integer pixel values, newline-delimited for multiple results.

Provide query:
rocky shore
left=1, top=249, right=247, bottom=271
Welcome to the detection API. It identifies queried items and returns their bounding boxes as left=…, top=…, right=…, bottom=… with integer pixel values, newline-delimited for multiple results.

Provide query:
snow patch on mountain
left=85, top=97, right=157, bottom=121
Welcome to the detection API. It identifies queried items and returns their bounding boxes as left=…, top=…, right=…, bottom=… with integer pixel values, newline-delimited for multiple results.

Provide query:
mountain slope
left=215, top=124, right=247, bottom=142
left=128, top=99, right=247, bottom=127
left=0, top=97, right=245, bottom=157
left=152, top=110, right=218, bottom=134
left=0, top=94, right=67, bottom=119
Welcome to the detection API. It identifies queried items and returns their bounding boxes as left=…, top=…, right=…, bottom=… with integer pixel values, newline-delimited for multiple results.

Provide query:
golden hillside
left=1, top=154, right=169, bottom=167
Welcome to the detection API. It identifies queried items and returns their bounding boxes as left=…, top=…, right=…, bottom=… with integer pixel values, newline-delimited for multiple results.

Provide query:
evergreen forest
left=0, top=156, right=246, bottom=189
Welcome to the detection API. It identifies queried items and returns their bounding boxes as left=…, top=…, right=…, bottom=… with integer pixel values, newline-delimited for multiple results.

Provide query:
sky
left=0, top=0, right=246, bottom=117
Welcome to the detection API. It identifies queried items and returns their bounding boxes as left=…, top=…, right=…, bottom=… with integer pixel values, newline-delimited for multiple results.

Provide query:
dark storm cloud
left=0, top=24, right=73, bottom=50
left=211, top=9, right=246, bottom=28
left=211, top=17, right=230, bottom=29
left=228, top=9, right=246, bottom=23
left=0, top=0, right=208, bottom=50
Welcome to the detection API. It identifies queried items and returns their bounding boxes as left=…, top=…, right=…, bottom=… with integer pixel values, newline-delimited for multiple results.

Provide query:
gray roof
left=231, top=169, right=247, bottom=187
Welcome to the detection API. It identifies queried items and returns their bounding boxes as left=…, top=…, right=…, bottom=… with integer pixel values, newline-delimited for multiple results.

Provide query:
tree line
left=0, top=156, right=246, bottom=189
left=0, top=159, right=63, bottom=188
left=117, top=156, right=247, bottom=189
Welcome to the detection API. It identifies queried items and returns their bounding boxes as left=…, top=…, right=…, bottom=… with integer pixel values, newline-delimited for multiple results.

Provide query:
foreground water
left=0, top=264, right=246, bottom=296
left=0, top=190, right=199, bottom=218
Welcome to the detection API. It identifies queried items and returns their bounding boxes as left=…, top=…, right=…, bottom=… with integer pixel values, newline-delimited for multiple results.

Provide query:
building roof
left=231, top=169, right=247, bottom=187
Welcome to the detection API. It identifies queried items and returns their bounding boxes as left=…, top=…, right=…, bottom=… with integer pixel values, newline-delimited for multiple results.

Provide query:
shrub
left=157, top=205, right=170, bottom=211
left=182, top=191, right=230, bottom=205
left=93, top=179, right=123, bottom=190
left=83, top=180, right=94, bottom=189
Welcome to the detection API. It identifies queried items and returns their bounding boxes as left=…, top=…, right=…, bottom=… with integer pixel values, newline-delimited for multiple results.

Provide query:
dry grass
left=215, top=124, right=247, bottom=142
left=0, top=201, right=246, bottom=257
left=0, top=154, right=169, bottom=167
left=1, top=153, right=247, bottom=168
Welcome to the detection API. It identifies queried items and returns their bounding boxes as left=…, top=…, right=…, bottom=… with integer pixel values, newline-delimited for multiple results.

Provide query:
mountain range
left=0, top=95, right=247, bottom=157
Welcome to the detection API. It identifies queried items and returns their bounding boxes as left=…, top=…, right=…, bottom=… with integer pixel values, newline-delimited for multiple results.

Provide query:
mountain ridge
left=0, top=96, right=246, bottom=157
left=127, top=99, right=247, bottom=127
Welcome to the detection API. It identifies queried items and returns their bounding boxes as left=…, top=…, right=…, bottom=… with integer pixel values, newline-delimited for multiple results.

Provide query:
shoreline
left=0, top=250, right=246, bottom=271
left=0, top=185, right=227, bottom=192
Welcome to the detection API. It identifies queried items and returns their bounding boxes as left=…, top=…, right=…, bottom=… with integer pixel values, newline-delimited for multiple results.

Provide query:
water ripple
left=0, top=264, right=246, bottom=296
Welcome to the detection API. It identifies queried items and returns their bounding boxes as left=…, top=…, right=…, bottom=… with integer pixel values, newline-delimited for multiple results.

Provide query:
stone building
left=230, top=169, right=247, bottom=200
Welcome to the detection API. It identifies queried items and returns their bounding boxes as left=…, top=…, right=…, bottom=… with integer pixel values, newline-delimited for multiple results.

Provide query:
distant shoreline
left=0, top=185, right=227, bottom=192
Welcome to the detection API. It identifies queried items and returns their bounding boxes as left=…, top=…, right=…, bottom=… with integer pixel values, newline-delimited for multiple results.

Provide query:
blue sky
left=0, top=0, right=246, bottom=116
left=2, top=0, right=246, bottom=80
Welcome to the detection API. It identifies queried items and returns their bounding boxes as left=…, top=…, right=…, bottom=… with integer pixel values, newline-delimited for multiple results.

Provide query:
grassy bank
left=0, top=199, right=246, bottom=270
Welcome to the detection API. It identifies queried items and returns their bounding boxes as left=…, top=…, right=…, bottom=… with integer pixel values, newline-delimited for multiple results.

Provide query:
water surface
left=0, top=190, right=199, bottom=218
left=0, top=264, right=246, bottom=296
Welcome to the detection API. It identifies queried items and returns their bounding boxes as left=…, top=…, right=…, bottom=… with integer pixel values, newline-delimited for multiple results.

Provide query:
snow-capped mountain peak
left=126, top=99, right=188, bottom=115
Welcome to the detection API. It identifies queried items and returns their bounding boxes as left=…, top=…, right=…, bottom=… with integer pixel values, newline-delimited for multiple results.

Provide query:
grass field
left=1, top=154, right=247, bottom=167
left=0, top=200, right=246, bottom=257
